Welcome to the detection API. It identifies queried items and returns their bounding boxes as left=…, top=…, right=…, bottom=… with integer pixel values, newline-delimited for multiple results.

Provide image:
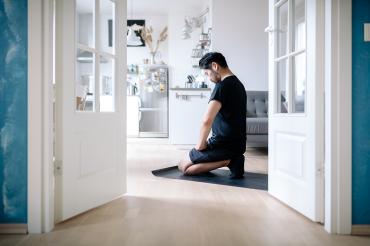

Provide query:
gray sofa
left=246, top=91, right=268, bottom=147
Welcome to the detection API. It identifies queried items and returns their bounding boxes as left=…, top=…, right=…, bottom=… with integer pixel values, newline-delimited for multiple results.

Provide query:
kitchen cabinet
left=169, top=88, right=212, bottom=144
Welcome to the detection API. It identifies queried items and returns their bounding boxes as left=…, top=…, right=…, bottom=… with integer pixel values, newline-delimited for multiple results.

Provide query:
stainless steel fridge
left=136, top=64, right=168, bottom=138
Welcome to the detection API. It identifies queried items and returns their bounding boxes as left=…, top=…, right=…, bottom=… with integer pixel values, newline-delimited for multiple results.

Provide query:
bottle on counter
left=185, top=81, right=193, bottom=88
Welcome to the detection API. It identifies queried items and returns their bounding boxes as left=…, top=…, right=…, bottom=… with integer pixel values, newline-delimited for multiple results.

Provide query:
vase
left=150, top=52, right=156, bottom=64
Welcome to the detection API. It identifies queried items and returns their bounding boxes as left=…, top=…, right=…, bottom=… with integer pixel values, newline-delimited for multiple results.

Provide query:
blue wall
left=352, top=0, right=370, bottom=225
left=0, top=0, right=28, bottom=223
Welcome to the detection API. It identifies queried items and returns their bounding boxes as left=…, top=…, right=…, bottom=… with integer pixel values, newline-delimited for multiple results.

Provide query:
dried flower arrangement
left=140, top=26, right=168, bottom=64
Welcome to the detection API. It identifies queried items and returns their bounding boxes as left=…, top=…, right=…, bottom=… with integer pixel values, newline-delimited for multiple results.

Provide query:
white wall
left=127, top=14, right=169, bottom=65
left=168, top=10, right=208, bottom=87
left=127, top=0, right=267, bottom=90
left=211, top=0, right=268, bottom=91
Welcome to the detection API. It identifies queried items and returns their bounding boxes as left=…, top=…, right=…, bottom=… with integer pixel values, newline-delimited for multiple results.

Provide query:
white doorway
left=30, top=1, right=352, bottom=234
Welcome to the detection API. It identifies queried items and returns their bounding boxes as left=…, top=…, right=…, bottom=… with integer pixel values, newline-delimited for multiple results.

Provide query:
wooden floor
left=1, top=138, right=369, bottom=246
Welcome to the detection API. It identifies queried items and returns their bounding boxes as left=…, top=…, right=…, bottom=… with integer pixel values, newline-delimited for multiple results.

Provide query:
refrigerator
left=129, top=64, right=168, bottom=138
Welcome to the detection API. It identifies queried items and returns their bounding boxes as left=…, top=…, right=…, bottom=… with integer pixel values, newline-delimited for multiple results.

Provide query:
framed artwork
left=127, top=19, right=145, bottom=47
left=108, top=19, right=146, bottom=47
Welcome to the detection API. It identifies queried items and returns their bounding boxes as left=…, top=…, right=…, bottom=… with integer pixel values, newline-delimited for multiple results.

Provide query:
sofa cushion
left=246, top=91, right=268, bottom=117
left=247, top=118, right=268, bottom=135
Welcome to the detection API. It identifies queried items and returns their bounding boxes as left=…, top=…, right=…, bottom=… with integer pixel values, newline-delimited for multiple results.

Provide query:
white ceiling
left=128, top=0, right=208, bottom=15
left=77, top=0, right=208, bottom=16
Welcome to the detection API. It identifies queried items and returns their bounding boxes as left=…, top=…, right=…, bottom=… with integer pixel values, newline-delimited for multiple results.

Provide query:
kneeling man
left=178, top=52, right=246, bottom=179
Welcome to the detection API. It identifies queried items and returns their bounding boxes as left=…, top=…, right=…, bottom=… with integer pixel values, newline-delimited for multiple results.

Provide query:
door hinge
left=317, top=165, right=325, bottom=177
left=54, top=160, right=62, bottom=175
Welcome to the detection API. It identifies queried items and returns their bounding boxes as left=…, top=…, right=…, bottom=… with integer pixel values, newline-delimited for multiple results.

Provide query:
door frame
left=324, top=0, right=352, bottom=234
left=28, top=0, right=352, bottom=234
left=28, top=0, right=54, bottom=233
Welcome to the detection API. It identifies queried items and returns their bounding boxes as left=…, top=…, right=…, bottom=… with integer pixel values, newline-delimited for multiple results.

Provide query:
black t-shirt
left=208, top=75, right=246, bottom=154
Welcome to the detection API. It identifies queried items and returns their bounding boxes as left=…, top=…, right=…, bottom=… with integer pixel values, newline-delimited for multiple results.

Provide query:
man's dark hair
left=199, top=52, right=228, bottom=69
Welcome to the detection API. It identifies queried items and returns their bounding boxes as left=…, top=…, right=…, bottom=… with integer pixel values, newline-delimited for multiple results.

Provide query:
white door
left=267, top=0, right=324, bottom=222
left=55, top=0, right=126, bottom=222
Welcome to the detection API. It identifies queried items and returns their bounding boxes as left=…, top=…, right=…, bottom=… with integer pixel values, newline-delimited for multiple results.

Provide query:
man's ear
left=211, top=62, right=218, bottom=71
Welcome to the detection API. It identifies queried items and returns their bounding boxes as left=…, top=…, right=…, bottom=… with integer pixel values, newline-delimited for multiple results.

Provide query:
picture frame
left=127, top=19, right=145, bottom=47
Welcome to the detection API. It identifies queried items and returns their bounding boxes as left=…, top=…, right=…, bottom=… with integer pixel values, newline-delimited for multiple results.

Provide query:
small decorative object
left=140, top=26, right=168, bottom=64
left=195, top=74, right=206, bottom=88
left=159, top=82, right=166, bottom=92
left=127, top=64, right=138, bottom=74
left=200, top=81, right=208, bottom=88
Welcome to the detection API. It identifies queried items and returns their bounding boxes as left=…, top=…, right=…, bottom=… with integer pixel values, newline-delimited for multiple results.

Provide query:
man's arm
left=195, top=100, right=222, bottom=150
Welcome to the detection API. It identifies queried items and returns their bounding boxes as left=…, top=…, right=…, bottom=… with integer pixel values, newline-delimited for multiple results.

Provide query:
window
left=275, top=0, right=306, bottom=113
left=75, top=0, right=116, bottom=112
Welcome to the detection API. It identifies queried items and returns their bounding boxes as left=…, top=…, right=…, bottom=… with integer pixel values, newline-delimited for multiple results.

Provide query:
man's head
left=199, top=52, right=229, bottom=83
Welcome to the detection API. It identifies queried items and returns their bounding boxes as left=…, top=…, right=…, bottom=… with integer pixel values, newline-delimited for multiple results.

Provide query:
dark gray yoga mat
left=152, top=166, right=268, bottom=190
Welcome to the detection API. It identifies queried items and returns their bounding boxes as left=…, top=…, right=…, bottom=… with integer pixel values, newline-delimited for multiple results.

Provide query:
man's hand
left=195, top=141, right=207, bottom=151
left=195, top=100, right=221, bottom=152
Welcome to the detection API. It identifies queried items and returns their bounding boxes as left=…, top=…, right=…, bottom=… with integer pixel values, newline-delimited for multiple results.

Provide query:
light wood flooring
left=0, top=138, right=369, bottom=246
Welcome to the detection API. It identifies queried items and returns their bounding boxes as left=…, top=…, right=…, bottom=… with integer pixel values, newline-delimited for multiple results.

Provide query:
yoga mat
left=152, top=166, right=268, bottom=190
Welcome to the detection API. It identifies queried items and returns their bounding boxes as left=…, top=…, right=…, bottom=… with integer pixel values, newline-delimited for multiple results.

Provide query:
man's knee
left=179, top=165, right=192, bottom=175
left=178, top=162, right=186, bottom=172
left=178, top=158, right=192, bottom=173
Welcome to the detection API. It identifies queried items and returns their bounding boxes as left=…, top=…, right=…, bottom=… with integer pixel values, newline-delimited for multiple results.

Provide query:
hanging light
left=127, top=0, right=143, bottom=46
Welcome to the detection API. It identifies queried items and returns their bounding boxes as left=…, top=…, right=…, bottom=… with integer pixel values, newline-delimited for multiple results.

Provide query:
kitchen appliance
left=135, top=64, right=169, bottom=138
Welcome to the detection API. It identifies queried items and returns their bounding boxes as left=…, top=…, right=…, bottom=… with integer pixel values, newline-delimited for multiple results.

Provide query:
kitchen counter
left=169, top=87, right=211, bottom=91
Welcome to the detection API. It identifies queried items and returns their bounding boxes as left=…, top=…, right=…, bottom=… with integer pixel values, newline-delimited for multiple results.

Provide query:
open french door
left=267, top=0, right=324, bottom=222
left=55, top=0, right=126, bottom=222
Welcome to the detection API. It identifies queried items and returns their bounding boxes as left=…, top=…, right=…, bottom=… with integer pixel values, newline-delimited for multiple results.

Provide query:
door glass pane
left=277, top=1, right=288, bottom=57
left=293, top=53, right=306, bottom=113
left=100, top=0, right=115, bottom=54
left=76, top=49, right=95, bottom=111
left=293, top=0, right=306, bottom=51
left=76, top=0, right=95, bottom=48
left=100, top=55, right=115, bottom=112
left=277, top=59, right=288, bottom=113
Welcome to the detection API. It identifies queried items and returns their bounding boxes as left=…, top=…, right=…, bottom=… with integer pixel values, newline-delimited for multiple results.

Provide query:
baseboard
left=0, top=224, right=27, bottom=234
left=352, top=225, right=370, bottom=236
